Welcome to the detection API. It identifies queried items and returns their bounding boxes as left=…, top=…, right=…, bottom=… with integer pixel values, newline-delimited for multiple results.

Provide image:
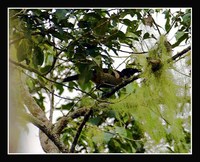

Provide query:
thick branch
left=53, top=107, right=90, bottom=134
left=21, top=82, right=49, bottom=123
left=20, top=78, right=68, bottom=152
left=39, top=130, right=60, bottom=153
left=168, top=46, right=191, bottom=62
left=22, top=112, right=68, bottom=153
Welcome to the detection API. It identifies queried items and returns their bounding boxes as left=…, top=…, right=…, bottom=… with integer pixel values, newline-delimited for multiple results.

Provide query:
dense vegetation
left=9, top=8, right=191, bottom=153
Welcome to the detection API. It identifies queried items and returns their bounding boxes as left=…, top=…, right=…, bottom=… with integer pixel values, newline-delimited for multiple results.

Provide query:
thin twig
left=171, top=67, right=190, bottom=78
left=147, top=11, right=162, bottom=36
left=118, top=49, right=148, bottom=54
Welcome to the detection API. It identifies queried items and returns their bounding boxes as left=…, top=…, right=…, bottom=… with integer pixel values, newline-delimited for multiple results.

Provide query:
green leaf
left=165, top=16, right=170, bottom=32
left=58, top=102, right=74, bottom=110
left=89, top=117, right=101, bottom=125
left=56, top=25, right=64, bottom=35
left=115, top=126, right=127, bottom=137
left=172, top=32, right=188, bottom=48
left=108, top=138, right=121, bottom=151
left=143, top=32, right=150, bottom=39
left=107, top=110, right=116, bottom=118
left=116, top=30, right=126, bottom=40
left=54, top=83, right=64, bottom=95
left=164, top=9, right=171, bottom=32
left=175, top=31, right=185, bottom=40
left=40, top=65, right=52, bottom=74
left=101, top=54, right=114, bottom=65
left=125, top=83, right=135, bottom=94
left=126, top=32, right=139, bottom=40
left=45, top=53, right=54, bottom=65
left=76, top=64, right=94, bottom=90
left=16, top=39, right=32, bottom=62
left=68, top=81, right=78, bottom=92
left=123, top=19, right=132, bottom=26
left=94, top=18, right=109, bottom=35
left=125, top=20, right=139, bottom=32
left=182, top=13, right=191, bottom=26
left=60, top=21, right=74, bottom=28
left=92, top=55, right=102, bottom=67
left=49, top=30, right=65, bottom=41
left=26, top=78, right=35, bottom=93
left=103, top=132, right=113, bottom=143
left=32, top=46, right=44, bottom=66
left=134, top=30, right=142, bottom=37
left=84, top=12, right=101, bottom=22
left=55, top=9, right=68, bottom=22
left=33, top=93, right=46, bottom=110
left=126, top=129, right=134, bottom=139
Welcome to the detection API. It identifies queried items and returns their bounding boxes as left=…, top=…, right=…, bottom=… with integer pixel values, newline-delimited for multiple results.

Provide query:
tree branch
left=117, top=49, right=148, bottom=55
left=10, top=59, right=98, bottom=100
left=20, top=78, right=69, bottom=153
left=49, top=84, right=54, bottom=123
left=69, top=108, right=93, bottom=153
left=168, top=46, right=191, bottom=62
left=22, top=112, right=68, bottom=153
left=102, top=46, right=191, bottom=99
left=101, top=74, right=140, bottom=99
left=21, top=81, right=49, bottom=123
left=53, top=107, right=90, bottom=134
left=10, top=58, right=43, bottom=76
left=147, top=11, right=162, bottom=36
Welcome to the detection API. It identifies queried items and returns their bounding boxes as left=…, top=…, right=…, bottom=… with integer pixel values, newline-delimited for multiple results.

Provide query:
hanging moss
left=109, top=35, right=190, bottom=152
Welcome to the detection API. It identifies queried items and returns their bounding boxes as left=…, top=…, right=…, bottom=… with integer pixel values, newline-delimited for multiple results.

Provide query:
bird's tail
left=63, top=74, right=79, bottom=82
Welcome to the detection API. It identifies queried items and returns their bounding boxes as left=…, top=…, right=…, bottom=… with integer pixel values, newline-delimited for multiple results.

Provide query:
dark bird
left=63, top=68, right=141, bottom=88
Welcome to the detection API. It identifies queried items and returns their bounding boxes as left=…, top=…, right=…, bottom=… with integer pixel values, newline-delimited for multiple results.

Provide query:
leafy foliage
left=9, top=8, right=191, bottom=153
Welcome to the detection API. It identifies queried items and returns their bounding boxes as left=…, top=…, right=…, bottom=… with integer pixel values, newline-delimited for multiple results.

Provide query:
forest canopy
left=9, top=8, right=191, bottom=153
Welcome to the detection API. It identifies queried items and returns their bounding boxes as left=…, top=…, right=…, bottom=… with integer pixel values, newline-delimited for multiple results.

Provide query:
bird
left=63, top=67, right=141, bottom=88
